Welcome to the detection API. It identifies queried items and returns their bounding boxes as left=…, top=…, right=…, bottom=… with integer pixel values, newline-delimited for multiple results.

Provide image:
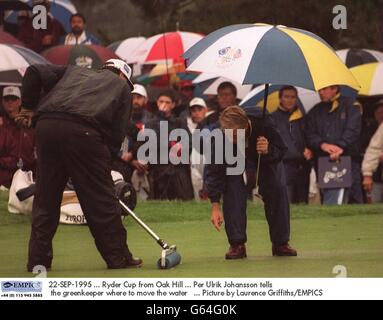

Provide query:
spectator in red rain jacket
left=0, top=87, right=35, bottom=188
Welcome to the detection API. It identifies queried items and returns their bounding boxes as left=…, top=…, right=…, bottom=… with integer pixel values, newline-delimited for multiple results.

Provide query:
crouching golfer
left=205, top=106, right=297, bottom=259
left=17, top=60, right=143, bottom=271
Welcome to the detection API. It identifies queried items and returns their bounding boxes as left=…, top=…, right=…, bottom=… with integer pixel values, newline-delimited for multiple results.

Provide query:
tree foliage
left=130, top=0, right=382, bottom=49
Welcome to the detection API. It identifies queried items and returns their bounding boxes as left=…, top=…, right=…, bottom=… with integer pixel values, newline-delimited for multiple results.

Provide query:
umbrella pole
left=162, top=32, right=171, bottom=88
left=254, top=83, right=270, bottom=200
left=262, top=83, right=270, bottom=120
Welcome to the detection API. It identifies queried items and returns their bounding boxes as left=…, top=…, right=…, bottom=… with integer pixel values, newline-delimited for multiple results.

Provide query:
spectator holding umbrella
left=63, top=13, right=100, bottom=45
left=272, top=86, right=313, bottom=204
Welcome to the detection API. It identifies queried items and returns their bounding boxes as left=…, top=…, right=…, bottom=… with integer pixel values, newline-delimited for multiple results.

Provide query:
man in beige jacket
left=362, top=124, right=383, bottom=202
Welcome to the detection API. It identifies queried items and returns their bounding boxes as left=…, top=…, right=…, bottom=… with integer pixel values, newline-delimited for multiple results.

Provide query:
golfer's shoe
left=272, top=243, right=298, bottom=257
left=225, top=244, right=247, bottom=260
left=107, top=256, right=143, bottom=269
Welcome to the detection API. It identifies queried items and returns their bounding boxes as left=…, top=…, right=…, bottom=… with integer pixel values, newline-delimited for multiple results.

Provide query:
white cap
left=131, top=84, right=148, bottom=98
left=189, top=97, right=207, bottom=108
left=103, top=59, right=134, bottom=90
left=3, top=86, right=21, bottom=99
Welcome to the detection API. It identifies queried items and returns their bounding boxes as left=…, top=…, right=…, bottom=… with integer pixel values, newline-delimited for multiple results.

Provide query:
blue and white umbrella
left=184, top=23, right=359, bottom=91
left=5, top=0, right=77, bottom=33
left=0, top=44, right=49, bottom=86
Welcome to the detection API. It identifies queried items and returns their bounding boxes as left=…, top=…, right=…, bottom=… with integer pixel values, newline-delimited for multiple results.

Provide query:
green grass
left=0, top=191, right=382, bottom=278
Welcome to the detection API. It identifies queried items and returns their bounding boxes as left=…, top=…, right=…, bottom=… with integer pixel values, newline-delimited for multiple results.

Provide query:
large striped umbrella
left=108, top=37, right=146, bottom=62
left=129, top=31, right=204, bottom=64
left=337, top=49, right=383, bottom=68
left=0, top=44, right=48, bottom=86
left=350, top=63, right=383, bottom=97
left=5, top=0, right=77, bottom=33
left=42, top=45, right=118, bottom=69
left=184, top=24, right=359, bottom=91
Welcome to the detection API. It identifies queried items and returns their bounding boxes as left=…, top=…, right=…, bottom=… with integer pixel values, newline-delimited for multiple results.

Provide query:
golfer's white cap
left=103, top=59, right=134, bottom=90
left=3, top=86, right=21, bottom=99
left=189, top=97, right=207, bottom=108
left=131, top=84, right=148, bottom=98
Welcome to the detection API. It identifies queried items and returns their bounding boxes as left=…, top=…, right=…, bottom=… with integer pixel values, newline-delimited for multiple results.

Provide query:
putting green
left=0, top=192, right=382, bottom=278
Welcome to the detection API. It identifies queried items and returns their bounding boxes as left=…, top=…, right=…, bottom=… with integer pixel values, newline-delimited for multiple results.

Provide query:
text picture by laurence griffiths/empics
left=0, top=0, right=382, bottom=304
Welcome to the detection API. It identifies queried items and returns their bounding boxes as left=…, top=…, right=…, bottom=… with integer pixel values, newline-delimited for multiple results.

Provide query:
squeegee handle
left=119, top=200, right=169, bottom=250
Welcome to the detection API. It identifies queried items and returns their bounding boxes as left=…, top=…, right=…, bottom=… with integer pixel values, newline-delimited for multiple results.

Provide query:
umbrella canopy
left=192, top=72, right=219, bottom=84
left=5, top=0, right=77, bottom=33
left=135, top=63, right=198, bottom=87
left=337, top=49, right=383, bottom=68
left=0, top=43, right=48, bottom=86
left=184, top=23, right=360, bottom=91
left=203, top=77, right=253, bottom=100
left=42, top=45, right=118, bottom=69
left=240, top=85, right=321, bottom=113
left=129, top=31, right=204, bottom=64
left=108, top=37, right=146, bottom=62
left=350, top=62, right=383, bottom=97
left=0, top=29, right=24, bottom=46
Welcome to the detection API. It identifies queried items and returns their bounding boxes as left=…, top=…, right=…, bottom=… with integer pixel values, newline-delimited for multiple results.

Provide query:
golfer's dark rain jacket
left=22, top=64, right=132, bottom=153
left=205, top=107, right=288, bottom=203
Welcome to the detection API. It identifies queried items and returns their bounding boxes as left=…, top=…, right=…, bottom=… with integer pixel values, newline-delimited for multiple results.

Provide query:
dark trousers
left=28, top=118, right=132, bottom=270
left=349, top=160, right=364, bottom=204
left=222, top=162, right=290, bottom=246
left=150, top=164, right=194, bottom=201
left=222, top=174, right=248, bottom=245
left=284, top=161, right=311, bottom=204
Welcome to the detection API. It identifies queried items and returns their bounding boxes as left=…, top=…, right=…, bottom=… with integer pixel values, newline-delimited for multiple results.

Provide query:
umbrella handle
left=262, top=83, right=270, bottom=121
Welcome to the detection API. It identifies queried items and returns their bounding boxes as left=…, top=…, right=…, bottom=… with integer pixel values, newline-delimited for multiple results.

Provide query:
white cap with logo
left=189, top=97, right=207, bottom=108
left=103, top=59, right=134, bottom=90
left=131, top=84, right=148, bottom=98
left=3, top=86, right=21, bottom=99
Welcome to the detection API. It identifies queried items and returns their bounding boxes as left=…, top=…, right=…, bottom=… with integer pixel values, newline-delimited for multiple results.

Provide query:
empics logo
left=1, top=281, right=42, bottom=293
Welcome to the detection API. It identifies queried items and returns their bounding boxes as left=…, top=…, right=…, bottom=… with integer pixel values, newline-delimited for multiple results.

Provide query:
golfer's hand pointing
left=211, top=203, right=223, bottom=232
